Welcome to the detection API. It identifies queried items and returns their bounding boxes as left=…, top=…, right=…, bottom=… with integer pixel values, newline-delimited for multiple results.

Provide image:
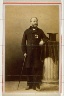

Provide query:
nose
left=34, top=21, right=38, bottom=24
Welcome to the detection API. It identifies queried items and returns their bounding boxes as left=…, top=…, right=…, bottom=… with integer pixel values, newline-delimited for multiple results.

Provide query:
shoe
left=37, top=85, right=40, bottom=89
left=25, top=86, right=32, bottom=90
left=36, top=85, right=40, bottom=91
left=36, top=87, right=40, bottom=91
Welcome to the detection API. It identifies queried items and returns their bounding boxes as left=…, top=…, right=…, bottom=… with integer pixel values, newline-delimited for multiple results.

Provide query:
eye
left=34, top=21, right=36, bottom=22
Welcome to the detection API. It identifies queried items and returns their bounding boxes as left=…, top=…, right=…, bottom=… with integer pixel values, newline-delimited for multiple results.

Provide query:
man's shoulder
left=37, top=28, right=44, bottom=33
left=24, top=27, right=30, bottom=33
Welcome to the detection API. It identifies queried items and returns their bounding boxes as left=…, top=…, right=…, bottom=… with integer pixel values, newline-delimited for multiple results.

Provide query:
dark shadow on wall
left=5, top=41, right=26, bottom=81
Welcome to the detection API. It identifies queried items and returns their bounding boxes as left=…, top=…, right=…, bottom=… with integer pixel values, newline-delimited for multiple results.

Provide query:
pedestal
left=42, top=41, right=59, bottom=83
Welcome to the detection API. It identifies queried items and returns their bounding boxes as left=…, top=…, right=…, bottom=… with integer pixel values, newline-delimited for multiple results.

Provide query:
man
left=22, top=17, right=48, bottom=91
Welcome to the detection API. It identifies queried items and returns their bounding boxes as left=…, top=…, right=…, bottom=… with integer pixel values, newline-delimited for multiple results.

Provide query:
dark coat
left=22, top=26, right=48, bottom=68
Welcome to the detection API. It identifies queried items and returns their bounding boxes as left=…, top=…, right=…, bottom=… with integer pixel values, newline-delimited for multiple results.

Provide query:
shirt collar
left=30, top=26, right=38, bottom=30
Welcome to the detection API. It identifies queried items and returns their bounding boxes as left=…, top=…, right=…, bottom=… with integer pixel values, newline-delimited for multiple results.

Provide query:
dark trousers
left=26, top=68, right=41, bottom=88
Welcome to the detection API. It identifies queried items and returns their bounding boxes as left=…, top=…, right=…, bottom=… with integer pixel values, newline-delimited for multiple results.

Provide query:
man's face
left=30, top=18, right=38, bottom=27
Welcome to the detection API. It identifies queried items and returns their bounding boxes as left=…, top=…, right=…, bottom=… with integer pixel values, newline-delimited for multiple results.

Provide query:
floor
left=5, top=81, right=59, bottom=93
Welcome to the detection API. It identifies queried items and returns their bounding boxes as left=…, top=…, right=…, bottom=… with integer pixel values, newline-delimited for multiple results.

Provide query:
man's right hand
left=24, top=53, right=27, bottom=58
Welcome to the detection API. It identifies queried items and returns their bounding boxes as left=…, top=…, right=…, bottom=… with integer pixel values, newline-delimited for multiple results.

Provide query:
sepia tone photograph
left=4, top=5, right=60, bottom=93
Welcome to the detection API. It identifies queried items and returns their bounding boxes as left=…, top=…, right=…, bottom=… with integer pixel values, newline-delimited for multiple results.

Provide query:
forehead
left=31, top=18, right=38, bottom=21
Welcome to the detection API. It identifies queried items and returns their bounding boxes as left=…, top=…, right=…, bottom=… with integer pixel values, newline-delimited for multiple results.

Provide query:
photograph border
left=3, top=2, right=62, bottom=96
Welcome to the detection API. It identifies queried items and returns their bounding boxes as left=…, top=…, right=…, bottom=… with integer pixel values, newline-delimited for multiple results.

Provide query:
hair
left=30, top=17, right=38, bottom=22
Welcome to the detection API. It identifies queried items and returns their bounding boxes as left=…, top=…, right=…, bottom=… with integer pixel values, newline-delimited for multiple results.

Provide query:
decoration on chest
left=35, top=34, right=38, bottom=38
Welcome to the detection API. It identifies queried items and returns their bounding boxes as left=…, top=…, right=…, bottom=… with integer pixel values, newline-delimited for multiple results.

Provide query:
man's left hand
left=39, top=40, right=44, bottom=46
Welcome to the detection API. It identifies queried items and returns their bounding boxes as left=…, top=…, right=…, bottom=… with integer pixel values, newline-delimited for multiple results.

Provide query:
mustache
left=34, top=24, right=38, bottom=25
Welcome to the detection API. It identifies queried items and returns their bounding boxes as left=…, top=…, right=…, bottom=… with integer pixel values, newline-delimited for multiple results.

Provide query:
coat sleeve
left=21, top=30, right=27, bottom=54
left=41, top=30, right=49, bottom=42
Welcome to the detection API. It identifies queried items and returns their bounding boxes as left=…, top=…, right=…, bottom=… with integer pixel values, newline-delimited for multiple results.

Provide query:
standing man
left=22, top=17, right=48, bottom=91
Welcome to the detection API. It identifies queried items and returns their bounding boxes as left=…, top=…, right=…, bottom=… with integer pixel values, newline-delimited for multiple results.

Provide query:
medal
left=35, top=34, right=38, bottom=38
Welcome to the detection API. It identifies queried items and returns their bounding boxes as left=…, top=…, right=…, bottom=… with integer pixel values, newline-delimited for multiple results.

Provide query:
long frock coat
left=22, top=26, right=48, bottom=68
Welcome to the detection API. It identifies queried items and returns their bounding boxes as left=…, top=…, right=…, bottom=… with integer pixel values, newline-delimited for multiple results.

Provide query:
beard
left=32, top=24, right=38, bottom=27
